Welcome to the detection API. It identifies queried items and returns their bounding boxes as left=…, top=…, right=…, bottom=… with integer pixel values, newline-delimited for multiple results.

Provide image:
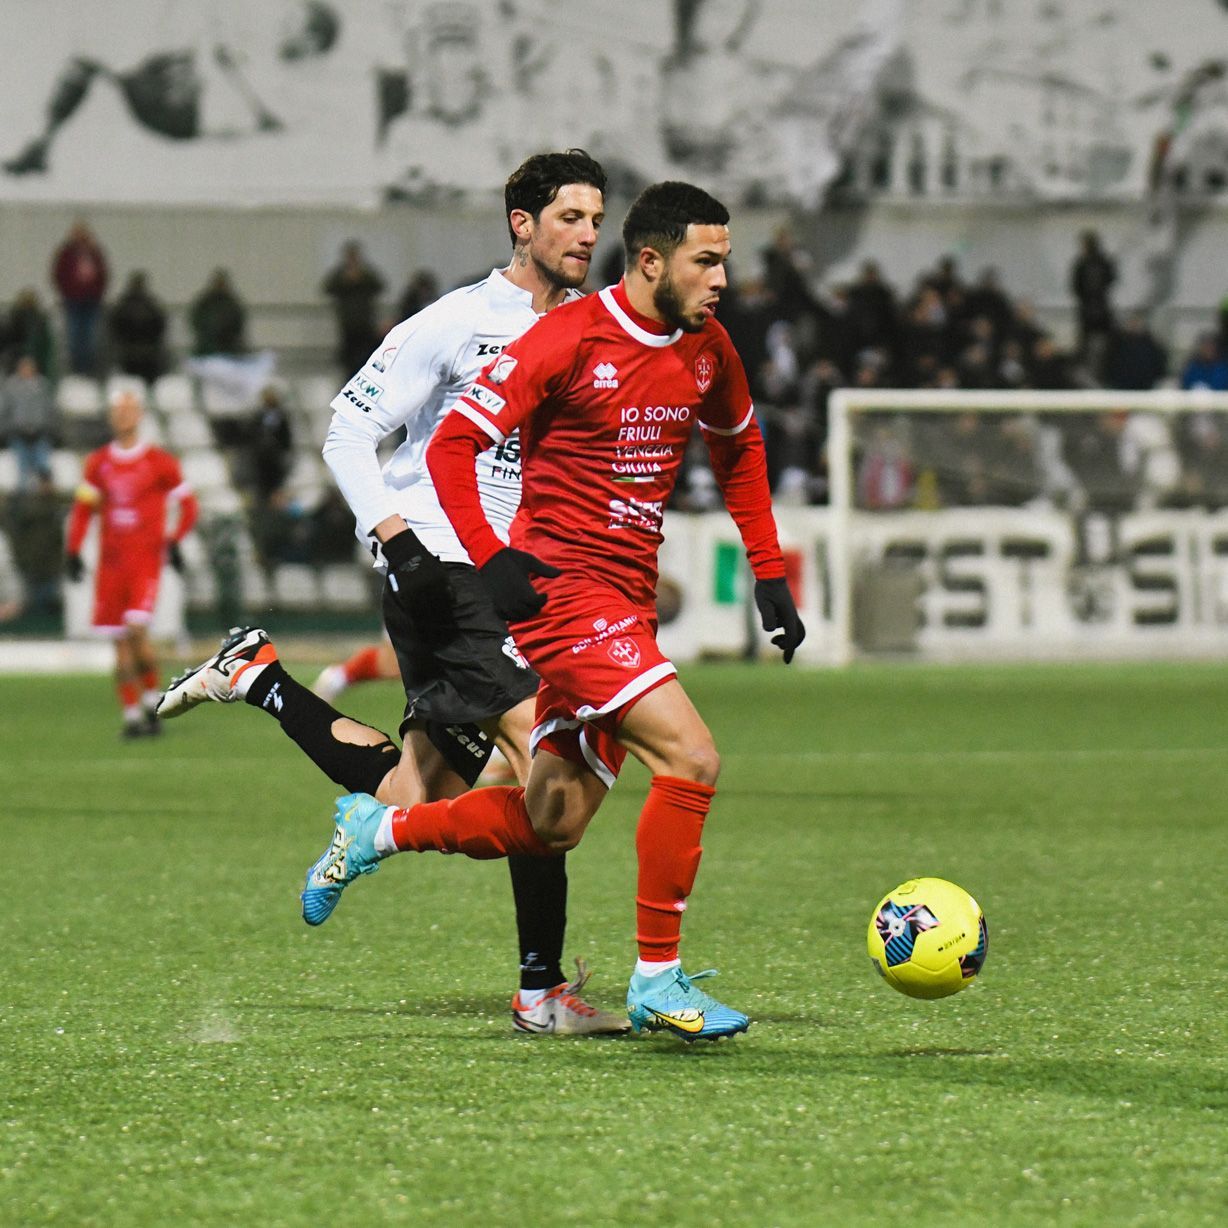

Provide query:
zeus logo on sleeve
left=341, top=374, right=384, bottom=411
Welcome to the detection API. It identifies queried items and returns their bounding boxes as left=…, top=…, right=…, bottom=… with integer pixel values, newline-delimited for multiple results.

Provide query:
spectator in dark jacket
left=1070, top=229, right=1116, bottom=371
left=1104, top=313, right=1168, bottom=391
left=190, top=269, right=247, bottom=356
left=322, top=241, right=385, bottom=374
left=109, top=271, right=168, bottom=383
left=2, top=288, right=56, bottom=377
left=244, top=384, right=294, bottom=503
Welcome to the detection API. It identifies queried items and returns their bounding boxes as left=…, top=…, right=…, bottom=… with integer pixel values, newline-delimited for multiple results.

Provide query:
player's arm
left=700, top=340, right=805, bottom=662
left=64, top=469, right=101, bottom=583
left=427, top=340, right=563, bottom=620
left=321, top=314, right=457, bottom=600
left=165, top=471, right=198, bottom=572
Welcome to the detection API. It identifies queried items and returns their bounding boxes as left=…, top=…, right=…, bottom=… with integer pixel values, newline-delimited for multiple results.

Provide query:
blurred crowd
left=5, top=219, right=1228, bottom=623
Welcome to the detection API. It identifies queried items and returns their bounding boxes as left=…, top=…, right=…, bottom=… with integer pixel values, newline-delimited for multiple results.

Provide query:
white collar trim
left=109, top=440, right=149, bottom=460
left=598, top=286, right=682, bottom=348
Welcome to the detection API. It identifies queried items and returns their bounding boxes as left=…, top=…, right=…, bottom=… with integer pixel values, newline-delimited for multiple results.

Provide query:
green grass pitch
left=2, top=659, right=1226, bottom=1226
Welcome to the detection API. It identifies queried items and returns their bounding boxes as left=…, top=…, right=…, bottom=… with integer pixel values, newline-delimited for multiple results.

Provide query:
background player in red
left=302, top=181, right=805, bottom=1041
left=65, top=390, right=197, bottom=738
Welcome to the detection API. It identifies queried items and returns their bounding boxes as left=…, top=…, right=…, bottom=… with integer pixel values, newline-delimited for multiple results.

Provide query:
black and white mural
left=3, top=0, right=1228, bottom=213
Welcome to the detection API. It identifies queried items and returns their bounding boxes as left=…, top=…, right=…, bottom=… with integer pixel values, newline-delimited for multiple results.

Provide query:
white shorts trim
left=578, top=727, right=616, bottom=789
left=529, top=715, right=580, bottom=758
left=529, top=715, right=617, bottom=788
left=575, top=660, right=677, bottom=721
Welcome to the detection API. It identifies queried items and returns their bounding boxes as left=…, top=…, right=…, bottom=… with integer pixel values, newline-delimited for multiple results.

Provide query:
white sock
left=634, top=958, right=681, bottom=979
left=123, top=704, right=143, bottom=725
left=517, top=986, right=550, bottom=1008
left=141, top=687, right=161, bottom=712
left=230, top=662, right=267, bottom=700
left=373, top=806, right=398, bottom=856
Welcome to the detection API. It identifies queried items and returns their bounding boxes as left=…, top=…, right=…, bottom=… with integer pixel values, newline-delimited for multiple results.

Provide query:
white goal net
left=822, top=388, right=1228, bottom=665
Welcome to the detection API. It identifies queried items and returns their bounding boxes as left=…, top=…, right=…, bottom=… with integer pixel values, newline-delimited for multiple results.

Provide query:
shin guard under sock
left=390, top=787, right=555, bottom=859
left=635, top=775, right=715, bottom=963
left=243, top=662, right=399, bottom=795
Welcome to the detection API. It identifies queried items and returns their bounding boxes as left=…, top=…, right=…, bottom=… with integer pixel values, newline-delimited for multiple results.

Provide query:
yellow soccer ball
left=867, top=877, right=988, bottom=1000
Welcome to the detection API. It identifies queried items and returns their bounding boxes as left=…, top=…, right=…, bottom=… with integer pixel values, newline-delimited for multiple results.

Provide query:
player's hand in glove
left=754, top=577, right=805, bottom=663
left=166, top=541, right=186, bottom=573
left=478, top=548, right=562, bottom=622
left=381, top=528, right=450, bottom=615
left=64, top=553, right=85, bottom=583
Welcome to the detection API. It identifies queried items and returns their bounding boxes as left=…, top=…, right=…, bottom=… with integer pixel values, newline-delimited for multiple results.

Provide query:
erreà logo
left=695, top=353, right=714, bottom=394
left=592, top=361, right=619, bottom=389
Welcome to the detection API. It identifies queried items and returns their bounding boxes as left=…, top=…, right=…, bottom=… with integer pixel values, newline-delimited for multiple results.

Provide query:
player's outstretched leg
left=626, top=967, right=749, bottom=1042
left=300, top=792, right=385, bottom=925
left=511, top=959, right=630, bottom=1036
left=156, top=627, right=276, bottom=717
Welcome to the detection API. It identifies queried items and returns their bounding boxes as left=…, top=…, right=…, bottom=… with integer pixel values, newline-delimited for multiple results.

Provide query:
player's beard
left=653, top=268, right=706, bottom=334
left=536, top=249, right=588, bottom=293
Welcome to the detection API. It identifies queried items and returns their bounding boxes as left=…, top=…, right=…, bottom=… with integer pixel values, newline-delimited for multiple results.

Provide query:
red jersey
left=428, top=281, right=784, bottom=608
left=68, top=442, right=195, bottom=563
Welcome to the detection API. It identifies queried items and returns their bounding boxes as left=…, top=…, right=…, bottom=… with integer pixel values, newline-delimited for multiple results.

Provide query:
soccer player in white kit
left=159, top=150, right=626, bottom=1035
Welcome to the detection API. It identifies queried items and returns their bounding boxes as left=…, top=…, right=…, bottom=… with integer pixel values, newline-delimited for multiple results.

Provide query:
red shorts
left=92, top=552, right=163, bottom=634
left=512, top=578, right=677, bottom=787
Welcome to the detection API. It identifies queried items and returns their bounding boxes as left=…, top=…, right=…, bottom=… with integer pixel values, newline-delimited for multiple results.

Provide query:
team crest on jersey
left=489, top=354, right=518, bottom=384
left=695, top=353, right=714, bottom=394
left=608, top=638, right=641, bottom=669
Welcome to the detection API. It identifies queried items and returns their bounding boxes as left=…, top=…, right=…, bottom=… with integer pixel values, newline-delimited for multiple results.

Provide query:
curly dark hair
left=621, top=181, right=729, bottom=264
left=503, top=149, right=607, bottom=245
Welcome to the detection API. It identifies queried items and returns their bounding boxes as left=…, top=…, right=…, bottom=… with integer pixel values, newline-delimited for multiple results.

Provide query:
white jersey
left=323, top=269, right=579, bottom=566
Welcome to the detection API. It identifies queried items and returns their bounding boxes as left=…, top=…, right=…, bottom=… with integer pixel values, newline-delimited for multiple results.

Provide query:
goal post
left=825, top=387, right=1228, bottom=665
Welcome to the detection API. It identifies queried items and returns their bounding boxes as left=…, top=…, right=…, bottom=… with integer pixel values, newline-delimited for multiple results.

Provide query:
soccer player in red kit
left=65, top=390, right=198, bottom=737
left=302, top=182, right=804, bottom=1040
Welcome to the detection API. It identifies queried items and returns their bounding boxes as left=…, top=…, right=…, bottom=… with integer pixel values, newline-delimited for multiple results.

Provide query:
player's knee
left=671, top=740, right=721, bottom=786
left=536, top=823, right=583, bottom=853
left=525, top=775, right=597, bottom=851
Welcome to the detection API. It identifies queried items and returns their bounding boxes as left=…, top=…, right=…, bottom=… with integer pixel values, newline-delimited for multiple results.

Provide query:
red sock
left=343, top=646, right=383, bottom=685
left=635, top=775, right=715, bottom=963
left=140, top=669, right=158, bottom=692
left=118, top=680, right=140, bottom=709
left=390, top=786, right=555, bottom=859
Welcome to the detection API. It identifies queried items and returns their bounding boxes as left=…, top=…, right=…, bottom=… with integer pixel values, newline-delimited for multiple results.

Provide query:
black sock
left=509, top=853, right=568, bottom=990
left=243, top=661, right=399, bottom=795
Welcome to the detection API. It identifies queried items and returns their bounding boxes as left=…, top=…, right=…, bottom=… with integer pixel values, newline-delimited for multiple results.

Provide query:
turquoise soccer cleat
left=626, top=966, right=750, bottom=1041
left=300, top=793, right=386, bottom=926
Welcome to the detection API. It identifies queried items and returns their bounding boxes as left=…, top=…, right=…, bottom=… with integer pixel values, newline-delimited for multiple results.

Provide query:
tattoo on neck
left=517, top=248, right=528, bottom=267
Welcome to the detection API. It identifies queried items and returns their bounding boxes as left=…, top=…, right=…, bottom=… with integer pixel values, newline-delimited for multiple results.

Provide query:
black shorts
left=383, top=561, right=538, bottom=732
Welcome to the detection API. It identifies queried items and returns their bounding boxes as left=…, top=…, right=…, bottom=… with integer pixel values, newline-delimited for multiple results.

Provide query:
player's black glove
left=478, top=548, right=562, bottom=622
left=754, top=577, right=805, bottom=664
left=167, top=541, right=186, bottom=573
left=381, top=527, right=450, bottom=616
left=64, top=553, right=85, bottom=583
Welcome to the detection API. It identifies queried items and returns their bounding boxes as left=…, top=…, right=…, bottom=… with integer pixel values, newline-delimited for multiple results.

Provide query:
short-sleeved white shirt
left=323, top=269, right=579, bottom=566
